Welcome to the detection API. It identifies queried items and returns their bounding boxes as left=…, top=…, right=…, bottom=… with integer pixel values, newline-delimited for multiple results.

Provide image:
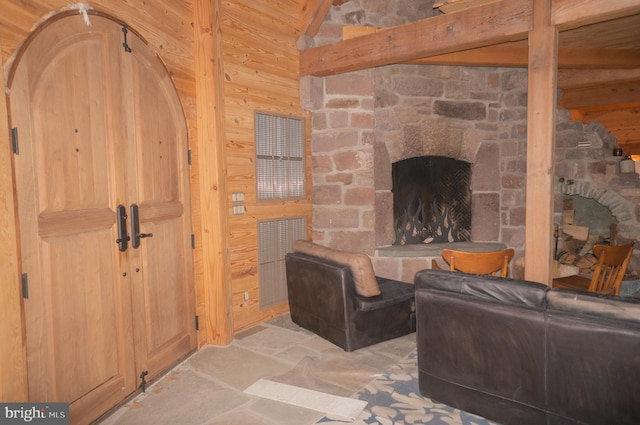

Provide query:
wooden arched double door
left=9, top=12, right=196, bottom=424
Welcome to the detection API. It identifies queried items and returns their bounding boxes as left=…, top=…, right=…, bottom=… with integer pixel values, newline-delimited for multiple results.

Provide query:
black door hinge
left=21, top=273, right=28, bottom=299
left=121, top=26, right=132, bottom=53
left=139, top=370, right=149, bottom=392
left=187, top=149, right=192, bottom=165
left=11, top=128, right=19, bottom=154
left=191, top=234, right=195, bottom=249
left=195, top=315, right=199, bottom=331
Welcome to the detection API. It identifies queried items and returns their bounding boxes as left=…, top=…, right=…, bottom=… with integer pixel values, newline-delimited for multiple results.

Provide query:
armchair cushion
left=355, top=277, right=415, bottom=311
left=292, top=240, right=381, bottom=297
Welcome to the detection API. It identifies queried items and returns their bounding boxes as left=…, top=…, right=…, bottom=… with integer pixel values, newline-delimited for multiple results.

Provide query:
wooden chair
left=432, top=248, right=515, bottom=278
left=553, top=243, right=634, bottom=296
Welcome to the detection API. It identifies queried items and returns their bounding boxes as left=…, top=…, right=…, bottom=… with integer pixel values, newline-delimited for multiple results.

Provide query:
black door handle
left=130, top=203, right=153, bottom=249
left=115, top=204, right=130, bottom=252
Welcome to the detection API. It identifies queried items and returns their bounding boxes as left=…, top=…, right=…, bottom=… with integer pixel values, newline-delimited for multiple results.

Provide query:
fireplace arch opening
left=556, top=180, right=638, bottom=279
left=392, top=156, right=472, bottom=245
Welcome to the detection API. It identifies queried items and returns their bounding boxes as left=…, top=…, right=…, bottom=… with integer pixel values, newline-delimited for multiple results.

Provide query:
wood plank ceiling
left=300, top=0, right=640, bottom=153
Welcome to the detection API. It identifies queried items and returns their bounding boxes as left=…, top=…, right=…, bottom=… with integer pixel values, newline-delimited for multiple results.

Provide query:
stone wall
left=554, top=113, right=640, bottom=275
left=300, top=0, right=640, bottom=281
left=299, top=0, right=439, bottom=257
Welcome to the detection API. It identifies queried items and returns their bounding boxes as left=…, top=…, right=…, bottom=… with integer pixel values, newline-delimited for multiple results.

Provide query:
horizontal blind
left=256, top=112, right=305, bottom=200
left=258, top=217, right=306, bottom=308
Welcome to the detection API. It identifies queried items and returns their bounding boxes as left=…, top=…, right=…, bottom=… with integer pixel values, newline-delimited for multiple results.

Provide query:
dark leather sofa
left=285, top=240, right=415, bottom=352
left=414, top=269, right=640, bottom=425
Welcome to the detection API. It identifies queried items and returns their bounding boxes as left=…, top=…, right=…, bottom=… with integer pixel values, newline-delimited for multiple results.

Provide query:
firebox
left=392, top=156, right=472, bottom=245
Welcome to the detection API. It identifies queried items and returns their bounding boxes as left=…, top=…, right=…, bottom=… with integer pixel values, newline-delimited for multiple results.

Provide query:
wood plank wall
left=0, top=0, right=310, bottom=400
left=220, top=0, right=311, bottom=330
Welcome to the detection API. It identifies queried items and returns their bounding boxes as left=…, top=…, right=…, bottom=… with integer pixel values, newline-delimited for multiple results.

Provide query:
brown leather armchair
left=285, top=240, right=415, bottom=352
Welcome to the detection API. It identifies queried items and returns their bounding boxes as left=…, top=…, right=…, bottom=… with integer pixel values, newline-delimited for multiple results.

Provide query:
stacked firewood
left=557, top=236, right=604, bottom=275
left=556, top=202, right=614, bottom=275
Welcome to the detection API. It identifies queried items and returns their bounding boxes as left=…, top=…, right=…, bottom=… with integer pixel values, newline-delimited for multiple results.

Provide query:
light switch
left=232, top=192, right=245, bottom=215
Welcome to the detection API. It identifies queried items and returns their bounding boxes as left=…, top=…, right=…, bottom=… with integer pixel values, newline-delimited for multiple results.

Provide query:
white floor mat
left=243, top=379, right=367, bottom=421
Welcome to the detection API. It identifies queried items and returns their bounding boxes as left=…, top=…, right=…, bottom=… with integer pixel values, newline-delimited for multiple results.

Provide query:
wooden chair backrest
left=440, top=248, right=515, bottom=278
left=588, top=243, right=634, bottom=296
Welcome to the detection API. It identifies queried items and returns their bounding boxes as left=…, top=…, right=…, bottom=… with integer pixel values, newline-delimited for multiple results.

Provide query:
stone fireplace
left=302, top=61, right=523, bottom=281
left=300, top=0, right=639, bottom=284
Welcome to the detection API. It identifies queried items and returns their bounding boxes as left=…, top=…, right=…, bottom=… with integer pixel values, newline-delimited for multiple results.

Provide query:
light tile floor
left=97, top=314, right=417, bottom=425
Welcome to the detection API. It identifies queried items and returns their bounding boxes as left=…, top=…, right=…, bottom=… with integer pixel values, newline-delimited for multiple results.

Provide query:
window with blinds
left=255, top=112, right=305, bottom=200
left=258, top=217, right=306, bottom=308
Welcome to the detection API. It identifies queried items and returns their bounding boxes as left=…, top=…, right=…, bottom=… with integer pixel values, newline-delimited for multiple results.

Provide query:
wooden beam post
left=193, top=0, right=233, bottom=345
left=0, top=41, right=29, bottom=401
left=525, top=0, right=558, bottom=284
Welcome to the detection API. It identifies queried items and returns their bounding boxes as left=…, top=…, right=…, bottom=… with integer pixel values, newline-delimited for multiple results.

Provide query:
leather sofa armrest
left=547, top=289, right=640, bottom=323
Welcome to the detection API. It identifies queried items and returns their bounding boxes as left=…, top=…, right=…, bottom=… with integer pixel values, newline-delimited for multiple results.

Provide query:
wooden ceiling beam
left=554, top=48, right=640, bottom=69
left=342, top=27, right=640, bottom=69
left=558, top=81, right=640, bottom=110
left=302, top=0, right=640, bottom=77
left=299, top=0, right=334, bottom=38
left=405, top=45, right=527, bottom=67
left=406, top=47, right=640, bottom=68
left=300, top=0, right=533, bottom=76
left=551, top=0, right=640, bottom=30
left=557, top=68, right=640, bottom=88
left=434, top=0, right=504, bottom=15
left=341, top=27, right=531, bottom=67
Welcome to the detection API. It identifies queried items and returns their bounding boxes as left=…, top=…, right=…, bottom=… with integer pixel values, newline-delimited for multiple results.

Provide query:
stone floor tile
left=244, top=397, right=324, bottom=425
left=233, top=325, right=314, bottom=355
left=272, top=344, right=320, bottom=366
left=271, top=352, right=379, bottom=396
left=265, top=314, right=314, bottom=335
left=301, top=335, right=342, bottom=352
left=100, top=368, right=248, bottom=425
left=205, top=409, right=276, bottom=425
left=188, top=345, right=291, bottom=390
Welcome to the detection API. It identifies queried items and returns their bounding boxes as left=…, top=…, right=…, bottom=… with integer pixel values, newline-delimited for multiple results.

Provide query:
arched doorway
left=9, top=11, right=195, bottom=423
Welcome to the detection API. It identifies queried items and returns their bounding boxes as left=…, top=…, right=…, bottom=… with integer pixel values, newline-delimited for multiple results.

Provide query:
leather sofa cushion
left=292, top=240, right=381, bottom=297
left=547, top=289, right=640, bottom=323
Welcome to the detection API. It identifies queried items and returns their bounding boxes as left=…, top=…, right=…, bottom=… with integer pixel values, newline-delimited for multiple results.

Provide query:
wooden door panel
left=10, top=15, right=136, bottom=422
left=41, top=231, right=121, bottom=401
left=126, top=30, right=196, bottom=377
left=138, top=220, right=191, bottom=345
left=38, top=208, right=115, bottom=238
left=31, top=40, right=111, bottom=212
left=132, top=69, right=181, bottom=201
